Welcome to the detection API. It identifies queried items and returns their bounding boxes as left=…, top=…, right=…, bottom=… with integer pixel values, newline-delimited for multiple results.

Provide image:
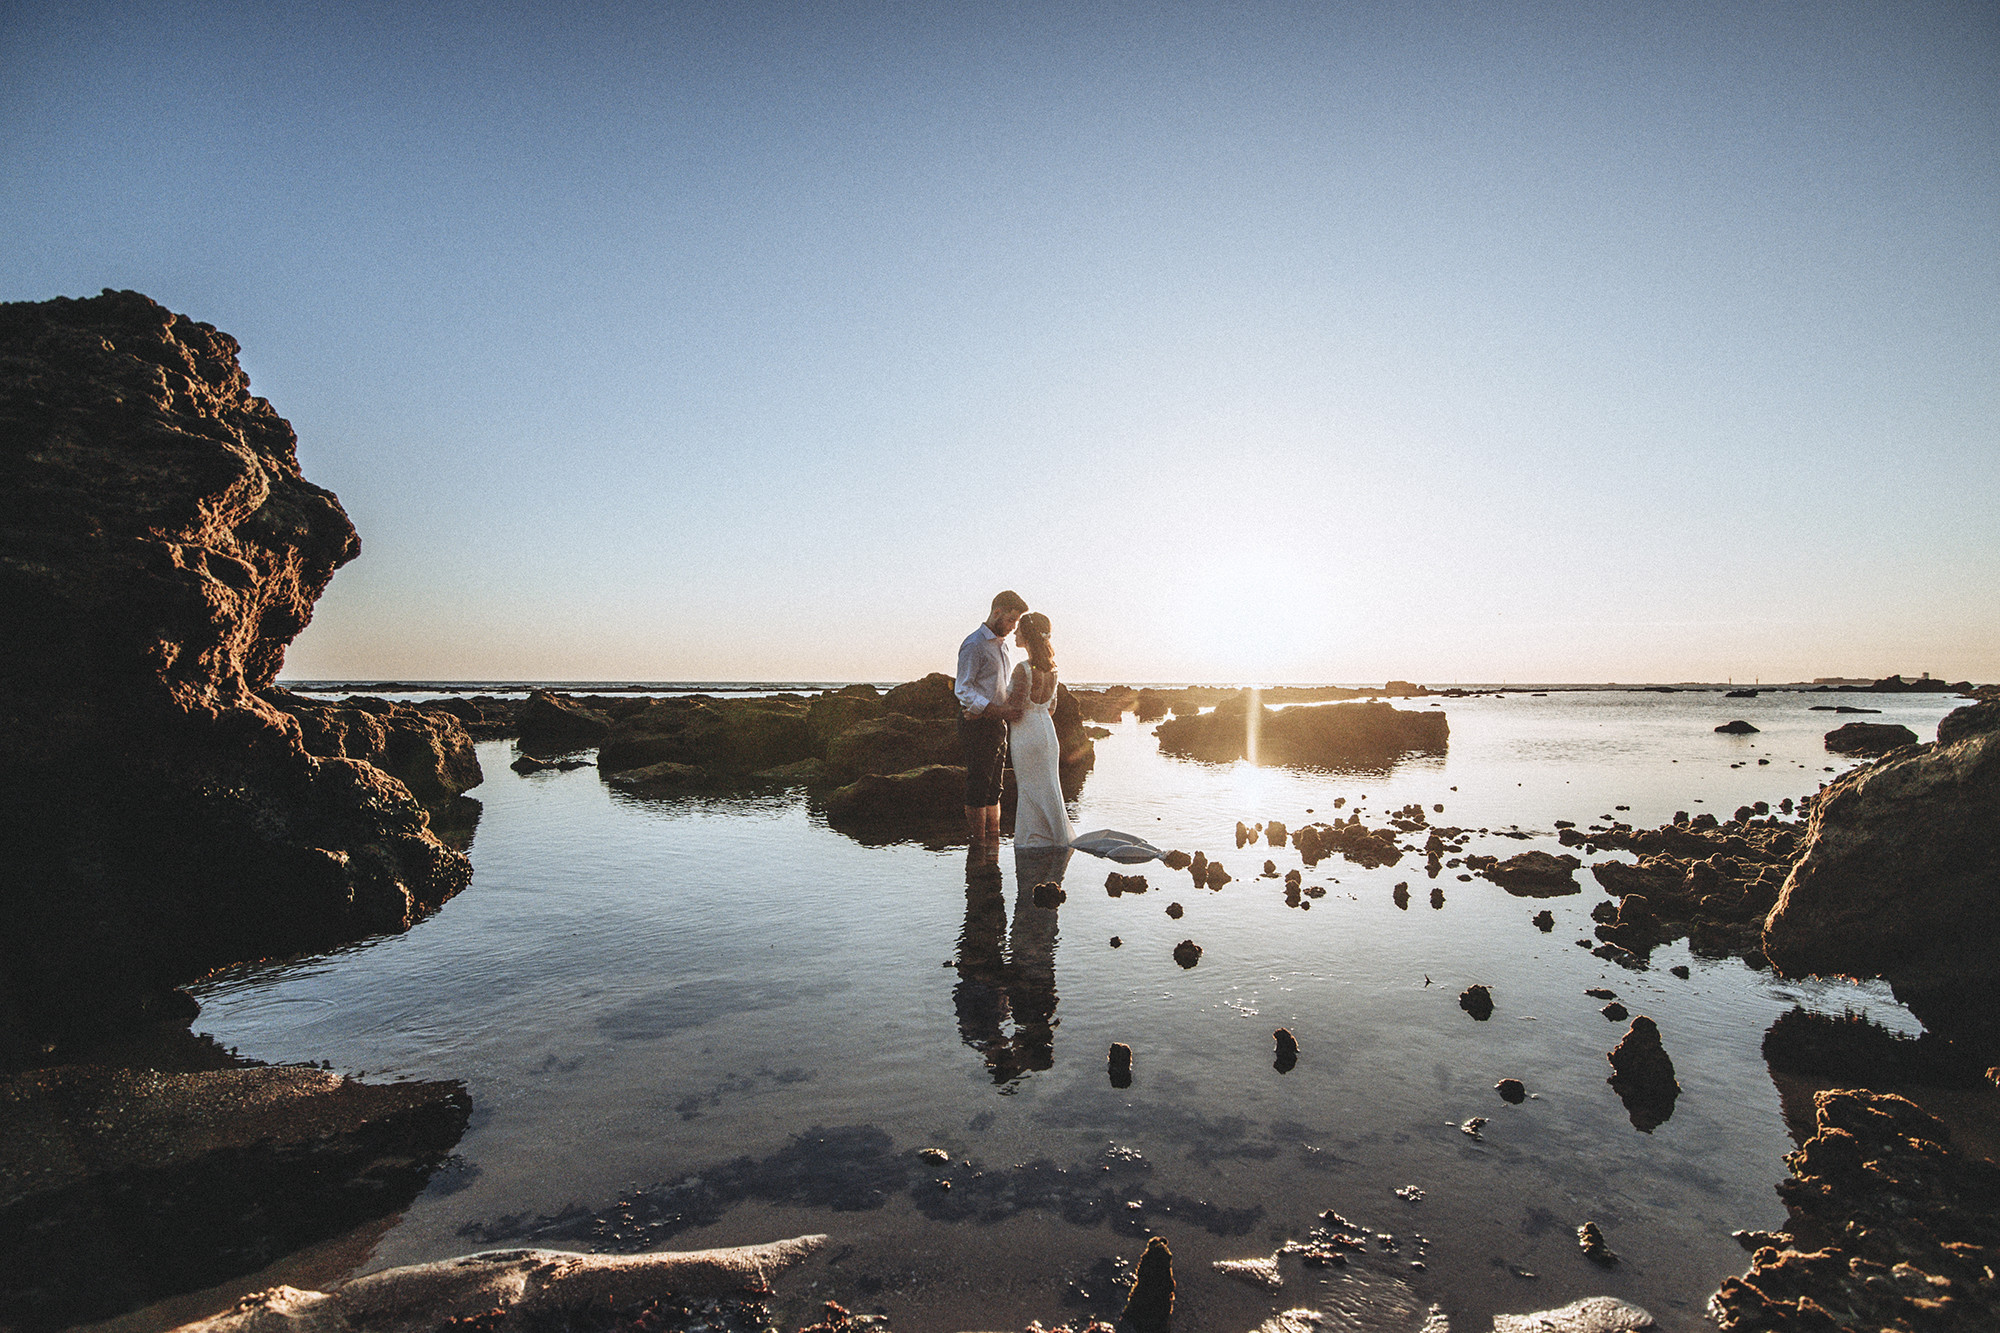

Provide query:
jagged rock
left=1204, top=860, right=1232, bottom=889
left=1465, top=849, right=1582, bottom=896
left=1715, top=719, right=1758, bottom=734
left=604, top=760, right=706, bottom=790
left=1031, top=881, right=1066, bottom=909
left=1822, top=721, right=1919, bottom=755
left=1172, top=939, right=1203, bottom=968
left=1294, top=819, right=1404, bottom=869
left=1108, top=1042, right=1133, bottom=1087
left=1265, top=819, right=1289, bottom=846
left=1154, top=695, right=1447, bottom=765
left=1710, top=1091, right=2000, bottom=1333
left=1576, top=1221, right=1618, bottom=1266
left=881, top=672, right=958, bottom=719
left=0, top=291, right=476, bottom=1057
left=0, top=1065, right=470, bottom=1329
left=516, top=690, right=611, bottom=749
left=263, top=689, right=481, bottom=814
left=1105, top=872, right=1148, bottom=896
left=1765, top=701, right=2000, bottom=1053
left=153, top=1236, right=828, bottom=1333
left=1459, top=984, right=1494, bottom=1020
left=1533, top=909, right=1555, bottom=931
left=823, top=712, right=958, bottom=780
left=1122, top=1235, right=1175, bottom=1332
left=1607, top=1017, right=1680, bottom=1131
left=1165, top=901, right=1184, bottom=919
left=822, top=765, right=963, bottom=827
left=1496, top=1078, right=1526, bottom=1103
left=598, top=696, right=815, bottom=778
left=805, top=691, right=885, bottom=747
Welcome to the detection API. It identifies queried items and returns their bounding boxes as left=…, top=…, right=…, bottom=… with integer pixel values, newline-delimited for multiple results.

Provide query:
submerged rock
left=1607, top=1016, right=1680, bottom=1131
left=1576, top=1221, right=1619, bottom=1266
left=1822, top=721, right=1919, bottom=755
left=1122, top=1235, right=1175, bottom=1333
left=0, top=291, right=477, bottom=1056
left=1465, top=849, right=1583, bottom=896
left=1154, top=695, right=1447, bottom=766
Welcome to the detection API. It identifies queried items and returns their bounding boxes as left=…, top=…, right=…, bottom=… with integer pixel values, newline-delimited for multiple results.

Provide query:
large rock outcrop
left=1154, top=693, right=1448, bottom=767
left=0, top=291, right=480, bottom=1060
left=0, top=1063, right=471, bottom=1330
left=1763, top=701, right=2000, bottom=1035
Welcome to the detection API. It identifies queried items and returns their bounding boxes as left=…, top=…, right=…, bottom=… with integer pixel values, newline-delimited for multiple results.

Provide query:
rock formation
left=1822, top=720, right=1920, bottom=755
left=1710, top=1091, right=1999, bottom=1332
left=157, top=1236, right=828, bottom=1333
left=1606, top=1016, right=1680, bottom=1131
left=1154, top=693, right=1447, bottom=766
left=0, top=291, right=479, bottom=1060
left=0, top=1063, right=470, bottom=1330
left=1763, top=701, right=2000, bottom=1054
left=1464, top=849, right=1582, bottom=895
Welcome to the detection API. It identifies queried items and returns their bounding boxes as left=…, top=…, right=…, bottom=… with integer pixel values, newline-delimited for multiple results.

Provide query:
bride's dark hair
left=1017, top=612, right=1055, bottom=673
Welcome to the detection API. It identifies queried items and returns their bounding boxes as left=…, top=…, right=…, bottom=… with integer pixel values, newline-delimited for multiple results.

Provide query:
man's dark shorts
left=960, top=712, right=1008, bottom=807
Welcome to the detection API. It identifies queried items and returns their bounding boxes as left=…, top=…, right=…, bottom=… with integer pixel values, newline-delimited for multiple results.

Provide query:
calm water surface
left=191, top=689, right=1965, bottom=1332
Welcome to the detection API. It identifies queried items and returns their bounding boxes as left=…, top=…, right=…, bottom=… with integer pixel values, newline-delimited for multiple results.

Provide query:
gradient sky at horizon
left=5, top=1, right=1996, bottom=683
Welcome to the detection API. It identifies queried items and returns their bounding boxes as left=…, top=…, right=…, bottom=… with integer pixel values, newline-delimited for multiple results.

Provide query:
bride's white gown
left=1008, top=670, right=1163, bottom=862
left=1009, top=669, right=1074, bottom=850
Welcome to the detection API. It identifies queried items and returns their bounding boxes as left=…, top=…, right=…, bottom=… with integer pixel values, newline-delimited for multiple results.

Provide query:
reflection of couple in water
left=950, top=592, right=1164, bottom=1083
left=955, top=844, right=1070, bottom=1085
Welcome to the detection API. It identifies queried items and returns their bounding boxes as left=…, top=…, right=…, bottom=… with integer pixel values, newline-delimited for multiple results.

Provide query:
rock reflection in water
left=954, top=845, right=1070, bottom=1085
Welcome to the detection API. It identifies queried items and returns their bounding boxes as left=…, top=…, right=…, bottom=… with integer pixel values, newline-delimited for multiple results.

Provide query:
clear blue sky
left=6, top=1, right=1996, bottom=683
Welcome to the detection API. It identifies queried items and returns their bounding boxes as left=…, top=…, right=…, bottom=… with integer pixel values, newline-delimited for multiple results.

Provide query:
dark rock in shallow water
left=1533, top=909, right=1556, bottom=931
left=1459, top=984, right=1494, bottom=1020
left=598, top=696, right=816, bottom=779
left=1822, top=720, right=1919, bottom=755
left=516, top=689, right=611, bottom=749
left=1715, top=719, right=1759, bottom=734
left=0, top=290, right=477, bottom=1057
left=1108, top=1042, right=1133, bottom=1087
left=1607, top=1016, right=1680, bottom=1131
left=0, top=1065, right=469, bottom=1330
left=1575, top=1221, right=1618, bottom=1267
left=822, top=765, right=964, bottom=831
left=1465, top=849, right=1582, bottom=895
left=806, top=691, right=885, bottom=749
left=823, top=712, right=957, bottom=780
left=1154, top=694, right=1447, bottom=766
left=880, top=671, right=958, bottom=719
left=1496, top=1077, right=1526, bottom=1103
left=1031, top=881, right=1066, bottom=909
left=1122, top=1235, right=1175, bottom=1333
left=1710, top=1090, right=2000, bottom=1333
left=1172, top=939, right=1203, bottom=968
left=1765, top=701, right=2000, bottom=1057
left=1273, top=1028, right=1299, bottom=1073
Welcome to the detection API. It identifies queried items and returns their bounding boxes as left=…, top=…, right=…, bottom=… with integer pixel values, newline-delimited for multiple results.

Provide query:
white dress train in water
left=1008, top=670, right=1164, bottom=862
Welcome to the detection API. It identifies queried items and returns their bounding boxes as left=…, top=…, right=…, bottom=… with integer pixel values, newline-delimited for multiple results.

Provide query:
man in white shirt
left=956, top=590, right=1029, bottom=845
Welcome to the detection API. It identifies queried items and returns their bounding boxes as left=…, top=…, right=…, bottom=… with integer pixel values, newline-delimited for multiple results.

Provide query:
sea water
left=188, top=688, right=1967, bottom=1332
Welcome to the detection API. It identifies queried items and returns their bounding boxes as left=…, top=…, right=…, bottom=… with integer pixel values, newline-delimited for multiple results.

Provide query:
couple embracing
left=954, top=590, right=1071, bottom=850
left=954, top=591, right=1160, bottom=863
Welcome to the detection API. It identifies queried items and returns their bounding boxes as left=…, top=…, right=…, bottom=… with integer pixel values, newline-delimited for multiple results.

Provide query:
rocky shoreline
left=4, top=291, right=1996, bottom=1333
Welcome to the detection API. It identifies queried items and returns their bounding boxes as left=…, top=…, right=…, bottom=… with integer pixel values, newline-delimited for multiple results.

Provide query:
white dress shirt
left=955, top=623, right=1011, bottom=715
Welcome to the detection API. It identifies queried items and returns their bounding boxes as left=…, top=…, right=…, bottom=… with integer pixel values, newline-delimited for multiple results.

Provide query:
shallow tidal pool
left=188, top=688, right=1966, bottom=1332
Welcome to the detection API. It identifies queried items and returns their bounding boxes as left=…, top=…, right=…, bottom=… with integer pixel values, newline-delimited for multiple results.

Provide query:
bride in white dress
left=1006, top=613, right=1162, bottom=862
left=1006, top=613, right=1074, bottom=849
